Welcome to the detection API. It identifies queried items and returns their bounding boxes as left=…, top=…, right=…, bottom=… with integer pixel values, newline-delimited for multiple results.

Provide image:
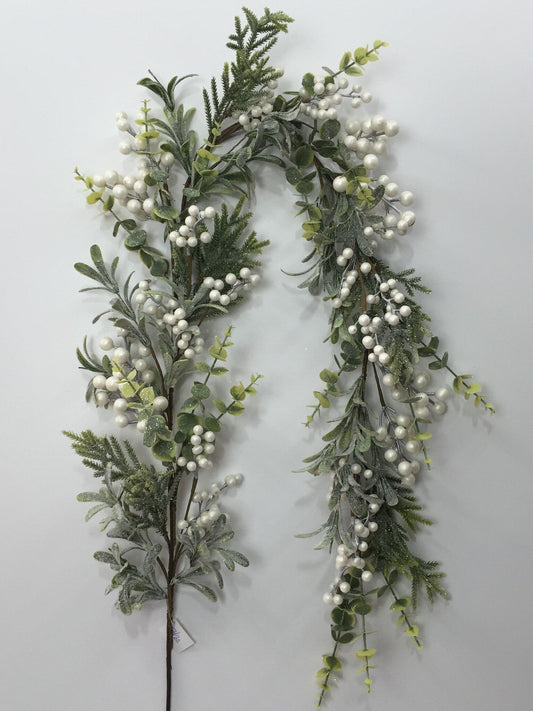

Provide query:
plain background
left=1, top=1, right=532, bottom=709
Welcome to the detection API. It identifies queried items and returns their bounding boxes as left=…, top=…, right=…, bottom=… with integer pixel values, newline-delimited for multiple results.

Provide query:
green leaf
left=152, top=439, right=177, bottom=462
left=316, top=667, right=329, bottom=680
left=211, top=366, right=228, bottom=376
left=143, top=415, right=173, bottom=446
left=205, top=415, right=221, bottom=432
left=86, top=190, right=103, bottom=204
left=191, top=382, right=211, bottom=400
left=319, top=369, right=338, bottom=385
left=230, top=384, right=246, bottom=401
left=406, top=625, right=419, bottom=637
left=295, top=180, right=314, bottom=195
left=180, top=580, right=218, bottom=602
left=338, top=633, right=355, bottom=644
left=285, top=166, right=302, bottom=185
left=353, top=601, right=372, bottom=616
left=176, top=412, right=199, bottom=433
left=355, top=648, right=376, bottom=660
left=139, top=387, right=155, bottom=404
left=85, top=503, right=108, bottom=521
left=453, top=376, right=463, bottom=394
left=227, top=402, right=245, bottom=416
left=214, top=398, right=227, bottom=414
left=413, top=432, right=432, bottom=441
left=319, top=119, right=341, bottom=140
left=195, top=361, right=210, bottom=373
left=124, top=229, right=147, bottom=250
left=209, top=344, right=228, bottom=361
left=302, top=72, right=315, bottom=94
left=345, top=64, right=363, bottom=76
left=294, top=145, right=314, bottom=168
left=331, top=608, right=355, bottom=630
left=390, top=597, right=410, bottom=611
left=339, top=51, right=352, bottom=71
left=323, top=655, right=342, bottom=671
left=152, top=204, right=180, bottom=221
left=93, top=551, right=116, bottom=564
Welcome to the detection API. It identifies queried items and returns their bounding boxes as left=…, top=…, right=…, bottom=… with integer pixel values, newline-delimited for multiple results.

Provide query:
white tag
left=172, top=618, right=195, bottom=653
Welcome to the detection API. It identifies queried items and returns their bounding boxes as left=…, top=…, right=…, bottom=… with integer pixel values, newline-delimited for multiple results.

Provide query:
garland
left=65, top=8, right=493, bottom=709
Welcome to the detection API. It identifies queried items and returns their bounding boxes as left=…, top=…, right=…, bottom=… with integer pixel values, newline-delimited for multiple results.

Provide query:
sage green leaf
left=124, top=229, right=147, bottom=250
left=214, top=399, right=227, bottom=414
left=323, top=655, right=342, bottom=671
left=230, top=384, right=246, bottom=401
left=314, top=391, right=330, bottom=408
left=152, top=438, right=177, bottom=462
left=331, top=608, right=355, bottom=629
left=294, top=145, right=314, bottom=168
left=319, top=119, right=341, bottom=140
left=152, top=204, right=180, bottom=221
left=209, top=344, right=227, bottom=361
left=176, top=412, right=199, bottom=432
left=93, top=551, right=116, bottom=565
left=86, top=189, right=103, bottom=204
left=191, top=382, right=211, bottom=400
left=353, top=600, right=372, bottom=615
left=143, top=415, right=172, bottom=446
left=180, top=579, right=217, bottom=602
left=204, top=415, right=221, bottom=432
left=227, top=401, right=245, bottom=416
left=285, top=166, right=302, bottom=185
left=295, top=179, right=314, bottom=195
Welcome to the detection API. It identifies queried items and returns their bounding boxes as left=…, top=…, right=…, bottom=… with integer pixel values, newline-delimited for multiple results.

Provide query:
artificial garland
left=65, top=7, right=493, bottom=709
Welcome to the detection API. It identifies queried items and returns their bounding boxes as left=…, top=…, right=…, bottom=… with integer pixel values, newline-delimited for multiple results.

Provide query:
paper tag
left=172, top=618, right=195, bottom=653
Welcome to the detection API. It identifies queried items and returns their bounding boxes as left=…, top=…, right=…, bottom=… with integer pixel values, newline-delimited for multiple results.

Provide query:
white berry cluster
left=299, top=74, right=348, bottom=120
left=91, top=339, right=160, bottom=428
left=237, top=72, right=282, bottom=130
left=322, top=496, right=381, bottom=605
left=176, top=473, right=244, bottom=536
left=92, top=159, right=157, bottom=217
left=115, top=110, right=175, bottom=167
left=375, top=375, right=451, bottom=486
left=135, top=283, right=205, bottom=354
left=203, top=268, right=260, bottom=306
left=169, top=204, right=215, bottom=248
left=177, top=424, right=217, bottom=473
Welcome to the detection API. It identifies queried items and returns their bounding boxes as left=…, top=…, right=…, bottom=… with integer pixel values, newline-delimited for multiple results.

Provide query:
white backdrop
left=1, top=1, right=532, bottom=710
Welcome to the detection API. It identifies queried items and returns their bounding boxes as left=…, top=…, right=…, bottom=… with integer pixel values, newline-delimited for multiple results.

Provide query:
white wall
left=1, top=1, right=531, bottom=710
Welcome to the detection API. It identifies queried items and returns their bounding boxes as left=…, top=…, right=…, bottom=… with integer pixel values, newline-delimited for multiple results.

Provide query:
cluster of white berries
left=92, top=158, right=156, bottom=217
left=322, top=499, right=380, bottom=606
left=332, top=263, right=411, bottom=361
left=299, top=76, right=374, bottom=121
left=115, top=110, right=175, bottom=167
left=176, top=473, right=244, bottom=537
left=297, top=70, right=418, bottom=246
left=375, top=374, right=451, bottom=486
left=176, top=424, right=217, bottom=473
left=369, top=175, right=416, bottom=239
left=134, top=284, right=205, bottom=354
left=331, top=262, right=356, bottom=309
left=203, top=268, right=260, bottom=306
left=169, top=204, right=215, bottom=248
left=237, top=73, right=282, bottom=130
left=91, top=338, right=160, bottom=428
left=374, top=415, right=423, bottom=487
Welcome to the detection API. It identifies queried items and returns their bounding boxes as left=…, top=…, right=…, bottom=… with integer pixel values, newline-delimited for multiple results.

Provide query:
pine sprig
left=204, top=7, right=293, bottom=130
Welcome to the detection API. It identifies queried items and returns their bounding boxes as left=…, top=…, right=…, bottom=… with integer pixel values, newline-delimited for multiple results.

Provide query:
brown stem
left=371, top=362, right=387, bottom=408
